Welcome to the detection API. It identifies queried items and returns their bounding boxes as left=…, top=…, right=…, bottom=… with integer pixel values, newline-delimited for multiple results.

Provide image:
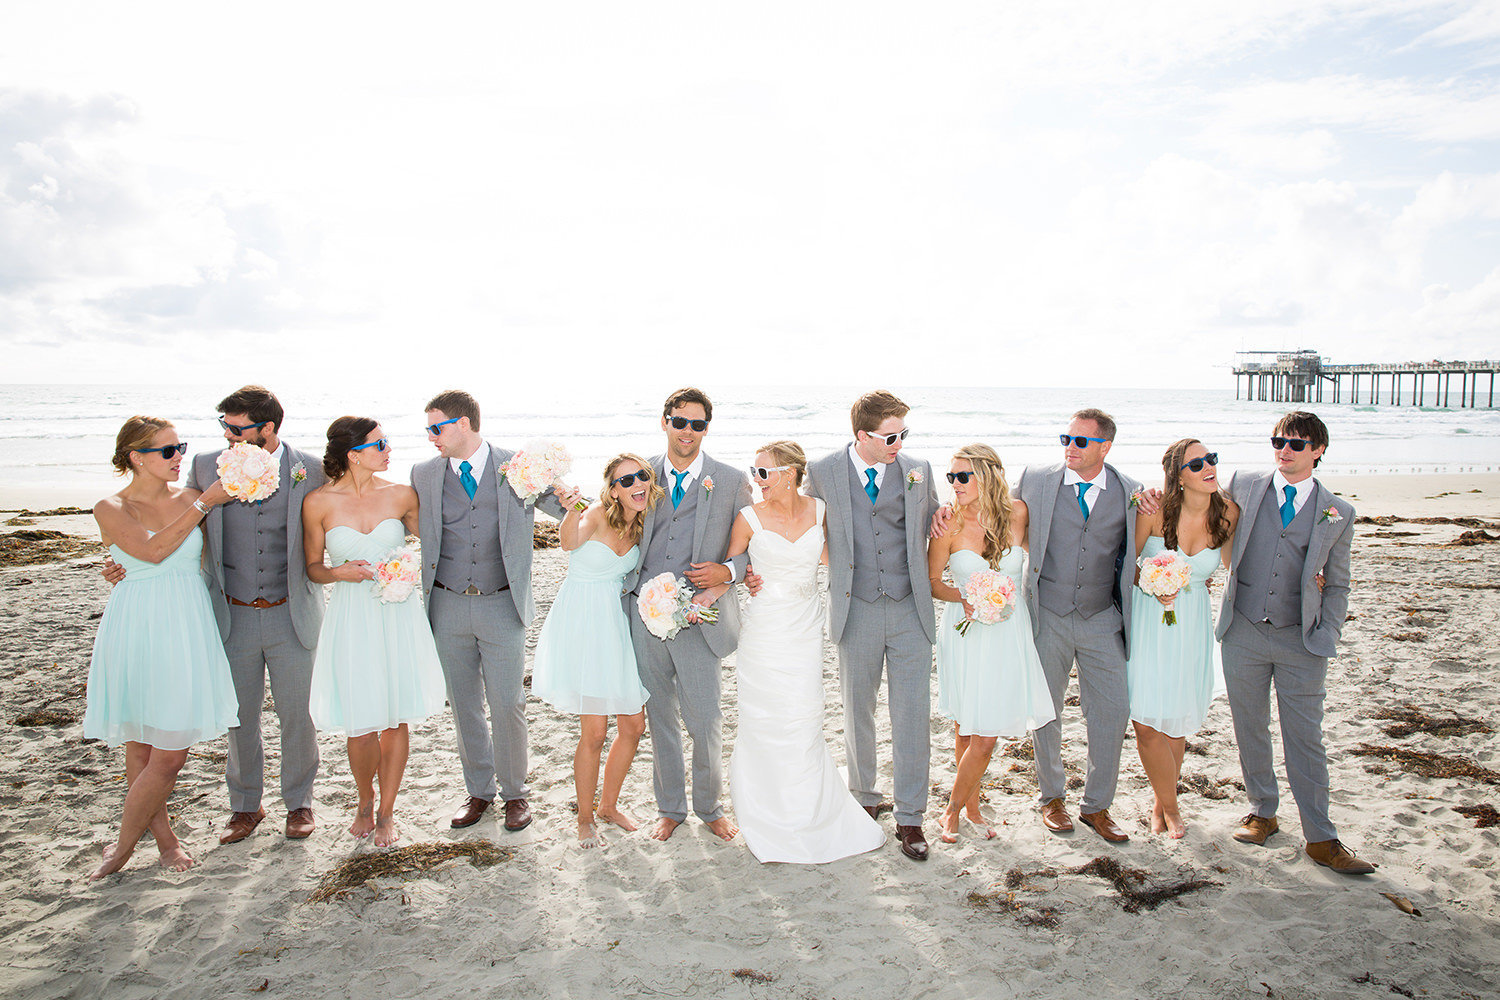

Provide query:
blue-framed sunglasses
left=1181, top=453, right=1219, bottom=472
left=426, top=416, right=461, bottom=435
left=611, top=469, right=653, bottom=488
left=350, top=437, right=389, bottom=453
left=1060, top=434, right=1108, bottom=447
left=219, top=416, right=268, bottom=435
left=137, top=442, right=189, bottom=460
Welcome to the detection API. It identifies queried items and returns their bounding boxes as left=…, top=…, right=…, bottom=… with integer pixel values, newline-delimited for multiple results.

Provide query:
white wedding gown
left=730, top=500, right=885, bottom=864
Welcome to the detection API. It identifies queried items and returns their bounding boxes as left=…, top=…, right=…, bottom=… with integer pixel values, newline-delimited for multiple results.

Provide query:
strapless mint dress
left=532, top=539, right=647, bottom=716
left=1126, top=536, right=1223, bottom=738
left=309, top=518, right=447, bottom=737
left=83, top=530, right=239, bottom=749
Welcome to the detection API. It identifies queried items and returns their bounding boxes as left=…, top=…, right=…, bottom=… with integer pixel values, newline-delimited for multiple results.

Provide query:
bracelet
left=193, top=500, right=210, bottom=515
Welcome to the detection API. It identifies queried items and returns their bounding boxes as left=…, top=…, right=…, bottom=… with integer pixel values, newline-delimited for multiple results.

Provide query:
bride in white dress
left=717, top=441, right=885, bottom=864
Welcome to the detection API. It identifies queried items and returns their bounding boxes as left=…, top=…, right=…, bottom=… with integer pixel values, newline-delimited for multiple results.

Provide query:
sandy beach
left=2, top=474, right=1498, bottom=999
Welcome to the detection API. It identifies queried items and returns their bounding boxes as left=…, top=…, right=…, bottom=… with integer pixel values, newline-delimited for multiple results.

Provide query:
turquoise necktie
left=459, top=460, right=477, bottom=500
left=1076, top=482, right=1092, bottom=521
left=672, top=470, right=688, bottom=509
left=864, top=468, right=879, bottom=504
left=1280, top=484, right=1296, bottom=527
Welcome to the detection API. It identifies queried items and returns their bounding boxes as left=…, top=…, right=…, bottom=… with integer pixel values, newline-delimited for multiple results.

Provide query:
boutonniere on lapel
left=905, top=469, right=922, bottom=491
left=1319, top=505, right=1343, bottom=524
left=1128, top=490, right=1145, bottom=509
left=290, top=461, right=307, bottom=486
left=701, top=476, right=715, bottom=495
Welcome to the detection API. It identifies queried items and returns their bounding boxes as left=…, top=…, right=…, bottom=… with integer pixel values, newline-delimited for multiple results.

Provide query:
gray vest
left=1234, top=483, right=1314, bottom=628
left=435, top=462, right=508, bottom=593
left=847, top=459, right=912, bottom=603
left=1037, top=477, right=1126, bottom=618
left=220, top=450, right=290, bottom=603
left=641, top=471, right=701, bottom=581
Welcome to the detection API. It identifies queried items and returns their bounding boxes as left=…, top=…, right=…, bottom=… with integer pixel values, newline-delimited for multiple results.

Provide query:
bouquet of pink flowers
left=637, top=572, right=719, bottom=640
left=216, top=442, right=280, bottom=503
left=500, top=439, right=588, bottom=510
left=371, top=545, right=422, bottom=604
left=956, top=569, right=1018, bottom=636
left=1138, top=550, right=1193, bottom=625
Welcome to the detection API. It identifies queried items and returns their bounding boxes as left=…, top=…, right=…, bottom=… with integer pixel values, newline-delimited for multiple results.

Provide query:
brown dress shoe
left=896, top=824, right=929, bottom=861
left=450, top=796, right=492, bottom=829
left=1079, top=809, right=1129, bottom=843
left=1305, top=839, right=1376, bottom=875
left=1041, top=798, right=1074, bottom=833
left=219, top=808, right=266, bottom=845
left=503, top=798, right=533, bottom=832
left=1234, top=813, right=1279, bottom=845
left=863, top=805, right=881, bottom=821
left=285, top=807, right=315, bottom=840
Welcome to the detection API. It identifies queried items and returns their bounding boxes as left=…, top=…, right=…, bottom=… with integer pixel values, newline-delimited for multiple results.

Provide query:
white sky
left=2, top=1, right=1498, bottom=390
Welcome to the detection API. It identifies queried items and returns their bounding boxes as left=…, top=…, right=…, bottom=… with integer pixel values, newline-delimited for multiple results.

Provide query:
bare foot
left=158, top=845, right=195, bottom=872
left=963, top=816, right=997, bottom=841
left=373, top=813, right=399, bottom=848
left=1150, top=799, right=1168, bottom=835
left=649, top=817, right=681, bottom=842
left=349, top=801, right=375, bottom=839
left=90, top=842, right=131, bottom=882
left=1163, top=807, right=1186, bottom=840
left=706, top=816, right=738, bottom=842
left=595, top=806, right=638, bottom=833
left=578, top=821, right=606, bottom=849
left=939, top=809, right=960, bottom=844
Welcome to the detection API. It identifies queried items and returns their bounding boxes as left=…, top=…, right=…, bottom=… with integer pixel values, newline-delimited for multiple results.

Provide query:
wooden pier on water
left=1232, top=350, right=1498, bottom=408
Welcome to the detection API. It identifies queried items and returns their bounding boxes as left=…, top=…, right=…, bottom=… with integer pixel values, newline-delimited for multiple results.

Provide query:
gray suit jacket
left=807, top=449, right=939, bottom=646
left=1216, top=471, right=1354, bottom=658
left=411, top=445, right=568, bottom=627
left=1015, top=461, right=1142, bottom=659
left=189, top=444, right=328, bottom=649
left=624, top=453, right=751, bottom=660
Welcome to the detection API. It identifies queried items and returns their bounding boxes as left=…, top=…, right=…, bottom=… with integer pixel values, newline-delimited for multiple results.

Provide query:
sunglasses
left=1271, top=436, right=1313, bottom=452
left=863, top=427, right=910, bottom=447
left=350, top=437, right=389, bottom=452
left=1060, top=434, right=1108, bottom=448
left=219, top=417, right=268, bottom=435
left=137, top=442, right=189, bottom=460
left=945, top=471, right=975, bottom=484
left=668, top=416, right=709, bottom=432
left=611, top=470, right=653, bottom=488
left=1180, top=453, right=1219, bottom=473
left=426, top=416, right=461, bottom=435
left=750, top=465, right=791, bottom=481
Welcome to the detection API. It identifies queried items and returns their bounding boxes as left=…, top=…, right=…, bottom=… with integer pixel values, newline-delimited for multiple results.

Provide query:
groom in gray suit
left=413, top=389, right=569, bottom=833
left=1217, top=411, right=1372, bottom=874
left=807, top=390, right=938, bottom=861
left=1016, top=408, right=1141, bottom=844
left=625, top=387, right=751, bottom=842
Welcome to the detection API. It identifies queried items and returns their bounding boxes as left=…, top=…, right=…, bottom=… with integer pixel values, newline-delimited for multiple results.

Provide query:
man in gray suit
left=413, top=389, right=569, bottom=833
left=625, top=387, right=751, bottom=842
left=1015, top=408, right=1140, bottom=844
left=1217, top=411, right=1372, bottom=874
left=806, top=390, right=937, bottom=861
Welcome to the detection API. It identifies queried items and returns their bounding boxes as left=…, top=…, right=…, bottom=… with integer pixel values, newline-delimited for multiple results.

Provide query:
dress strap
left=742, top=507, right=763, bottom=532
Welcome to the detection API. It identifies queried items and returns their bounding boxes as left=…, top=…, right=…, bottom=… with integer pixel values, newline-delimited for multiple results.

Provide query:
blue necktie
left=672, top=470, right=688, bottom=509
left=1076, top=482, right=1092, bottom=521
left=1280, top=484, right=1296, bottom=527
left=864, top=468, right=879, bottom=504
left=459, top=460, right=477, bottom=501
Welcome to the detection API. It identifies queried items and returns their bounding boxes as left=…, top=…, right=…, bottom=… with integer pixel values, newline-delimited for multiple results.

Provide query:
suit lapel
left=830, top=454, right=854, bottom=552
left=690, top=455, right=712, bottom=561
left=1233, top=472, right=1270, bottom=567
left=280, top=448, right=298, bottom=571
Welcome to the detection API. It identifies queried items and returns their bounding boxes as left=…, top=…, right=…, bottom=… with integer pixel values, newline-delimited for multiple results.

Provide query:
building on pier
left=1232, top=351, right=1497, bottom=408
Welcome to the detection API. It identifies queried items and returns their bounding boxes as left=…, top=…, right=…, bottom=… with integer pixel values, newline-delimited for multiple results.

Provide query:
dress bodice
left=1140, top=535, right=1221, bottom=585
left=109, top=529, right=203, bottom=581
left=565, top=539, right=640, bottom=583
left=325, top=517, right=408, bottom=565
left=947, top=545, right=1023, bottom=589
left=745, top=499, right=824, bottom=602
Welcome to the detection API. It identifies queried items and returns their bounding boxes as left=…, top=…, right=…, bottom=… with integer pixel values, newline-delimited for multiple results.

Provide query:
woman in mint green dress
left=1127, top=439, right=1240, bottom=838
left=302, top=417, right=445, bottom=848
left=85, top=417, right=237, bottom=880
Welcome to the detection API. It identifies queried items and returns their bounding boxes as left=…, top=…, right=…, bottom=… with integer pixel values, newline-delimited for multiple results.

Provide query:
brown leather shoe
left=896, top=824, right=929, bottom=861
left=1041, top=798, right=1074, bottom=833
left=219, top=808, right=265, bottom=845
left=1079, top=808, right=1129, bottom=843
left=450, top=796, right=492, bottom=829
left=285, top=807, right=315, bottom=840
left=863, top=805, right=881, bottom=821
left=503, top=798, right=533, bottom=832
left=1233, top=813, right=1279, bottom=845
left=1305, top=839, right=1376, bottom=875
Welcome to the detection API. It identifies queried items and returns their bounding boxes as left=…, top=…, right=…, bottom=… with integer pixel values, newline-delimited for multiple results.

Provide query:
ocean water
left=2, top=382, right=1497, bottom=507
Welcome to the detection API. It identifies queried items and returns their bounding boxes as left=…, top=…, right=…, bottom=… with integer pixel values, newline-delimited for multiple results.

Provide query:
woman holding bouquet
left=531, top=454, right=656, bottom=848
left=927, top=444, right=1055, bottom=844
left=1127, top=438, right=1240, bottom=838
left=302, top=417, right=445, bottom=847
left=85, top=416, right=239, bottom=880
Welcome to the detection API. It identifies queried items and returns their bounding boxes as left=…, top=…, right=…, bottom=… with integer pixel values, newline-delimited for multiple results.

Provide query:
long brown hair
left=951, top=443, right=1012, bottom=568
left=602, top=453, right=662, bottom=546
left=1160, top=438, right=1232, bottom=551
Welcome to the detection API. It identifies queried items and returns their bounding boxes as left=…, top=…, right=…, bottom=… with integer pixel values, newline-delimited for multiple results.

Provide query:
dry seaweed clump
left=309, top=841, right=512, bottom=902
left=1372, top=705, right=1492, bottom=739
left=0, top=530, right=100, bottom=567
left=964, top=887, right=1062, bottom=929
left=1454, top=804, right=1500, bottom=828
left=1349, top=745, right=1500, bottom=785
left=14, top=708, right=77, bottom=727
left=1071, top=857, right=1220, bottom=914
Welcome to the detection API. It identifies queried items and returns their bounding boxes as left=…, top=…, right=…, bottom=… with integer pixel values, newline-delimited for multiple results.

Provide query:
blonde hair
left=112, top=416, right=174, bottom=476
left=756, top=440, right=806, bottom=486
left=950, top=443, right=1012, bottom=568
left=601, top=453, right=662, bottom=545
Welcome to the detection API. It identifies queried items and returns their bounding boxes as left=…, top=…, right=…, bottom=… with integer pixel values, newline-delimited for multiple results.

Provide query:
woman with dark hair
left=1126, top=438, right=1240, bottom=838
left=85, top=417, right=238, bottom=879
left=302, top=417, right=445, bottom=847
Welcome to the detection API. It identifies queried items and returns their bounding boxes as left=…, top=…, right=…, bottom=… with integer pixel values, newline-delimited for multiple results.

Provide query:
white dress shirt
left=449, top=440, right=492, bottom=483
left=1063, top=466, right=1108, bottom=516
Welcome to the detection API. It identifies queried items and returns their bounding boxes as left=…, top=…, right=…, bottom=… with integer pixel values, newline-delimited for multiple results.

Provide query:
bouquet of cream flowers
left=216, top=443, right=280, bottom=503
left=1138, top=550, right=1193, bottom=625
left=637, top=572, right=719, bottom=640
left=956, top=569, right=1017, bottom=636
left=371, top=545, right=421, bottom=604
left=501, top=439, right=588, bottom=510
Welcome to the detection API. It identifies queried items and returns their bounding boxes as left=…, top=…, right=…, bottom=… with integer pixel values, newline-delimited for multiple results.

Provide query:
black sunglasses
left=669, top=416, right=709, bottom=432
left=611, top=470, right=653, bottom=488
left=1060, top=434, right=1108, bottom=448
left=945, top=471, right=974, bottom=484
left=864, top=427, right=910, bottom=446
left=1270, top=436, right=1312, bottom=452
left=1180, top=453, right=1219, bottom=473
left=137, top=442, right=189, bottom=460
left=219, top=416, right=268, bottom=435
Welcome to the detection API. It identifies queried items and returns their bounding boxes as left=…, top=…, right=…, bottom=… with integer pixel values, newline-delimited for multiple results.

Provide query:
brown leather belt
left=435, top=581, right=509, bottom=596
left=229, top=596, right=288, bottom=609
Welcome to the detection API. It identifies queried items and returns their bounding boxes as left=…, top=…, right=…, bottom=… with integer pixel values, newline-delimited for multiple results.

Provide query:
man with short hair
left=807, top=390, right=938, bottom=861
left=1218, top=411, right=1372, bottom=874
left=1015, top=408, right=1141, bottom=844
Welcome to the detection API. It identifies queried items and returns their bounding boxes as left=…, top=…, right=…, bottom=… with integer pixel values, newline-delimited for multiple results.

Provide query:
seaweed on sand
left=309, top=840, right=512, bottom=902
